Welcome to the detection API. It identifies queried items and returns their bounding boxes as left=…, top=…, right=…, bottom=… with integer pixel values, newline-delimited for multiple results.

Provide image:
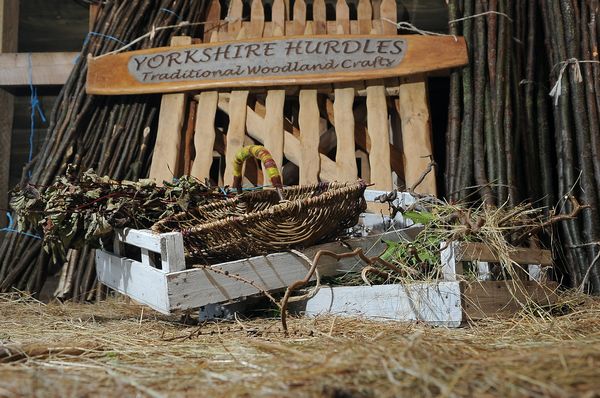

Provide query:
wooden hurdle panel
left=146, top=0, right=453, bottom=200
left=144, top=0, right=436, bottom=194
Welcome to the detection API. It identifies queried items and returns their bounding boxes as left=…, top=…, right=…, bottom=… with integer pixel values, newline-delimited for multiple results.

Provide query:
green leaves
left=403, top=210, right=435, bottom=225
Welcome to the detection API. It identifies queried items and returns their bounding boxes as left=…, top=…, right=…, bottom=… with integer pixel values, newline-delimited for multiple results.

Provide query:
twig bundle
left=445, top=0, right=600, bottom=292
left=0, top=0, right=208, bottom=300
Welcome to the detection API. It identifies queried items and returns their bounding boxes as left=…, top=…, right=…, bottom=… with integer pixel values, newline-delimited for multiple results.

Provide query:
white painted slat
left=441, top=241, right=463, bottom=281
left=304, top=282, right=463, bottom=327
left=140, top=248, right=155, bottom=268
left=165, top=230, right=409, bottom=311
left=116, top=229, right=161, bottom=253
left=528, top=264, right=543, bottom=281
left=160, top=232, right=186, bottom=272
left=477, top=262, right=491, bottom=281
left=95, top=250, right=170, bottom=314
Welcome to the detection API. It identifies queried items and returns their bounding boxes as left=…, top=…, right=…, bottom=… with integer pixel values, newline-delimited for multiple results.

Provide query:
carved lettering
left=285, top=40, right=304, bottom=56
left=128, top=36, right=407, bottom=85
left=263, top=42, right=276, bottom=57
left=184, top=50, right=202, bottom=64
left=323, top=40, right=341, bottom=54
left=342, top=40, right=361, bottom=54
left=390, top=40, right=404, bottom=55
left=166, top=52, right=182, bottom=67
left=147, top=54, right=165, bottom=69
left=133, top=56, right=148, bottom=71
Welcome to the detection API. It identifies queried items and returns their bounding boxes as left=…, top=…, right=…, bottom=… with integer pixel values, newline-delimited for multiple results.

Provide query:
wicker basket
left=152, top=180, right=367, bottom=264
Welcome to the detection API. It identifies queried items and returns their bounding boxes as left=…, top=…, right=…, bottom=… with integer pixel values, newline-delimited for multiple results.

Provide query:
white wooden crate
left=95, top=190, right=420, bottom=314
left=95, top=189, right=557, bottom=325
left=96, top=229, right=418, bottom=314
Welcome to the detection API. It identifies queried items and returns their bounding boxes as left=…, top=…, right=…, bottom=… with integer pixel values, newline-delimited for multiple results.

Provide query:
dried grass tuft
left=2, top=291, right=600, bottom=397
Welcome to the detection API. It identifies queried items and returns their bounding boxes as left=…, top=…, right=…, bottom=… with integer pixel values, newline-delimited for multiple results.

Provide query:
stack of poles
left=0, top=0, right=208, bottom=300
left=445, top=0, right=600, bottom=292
left=3, top=0, right=600, bottom=296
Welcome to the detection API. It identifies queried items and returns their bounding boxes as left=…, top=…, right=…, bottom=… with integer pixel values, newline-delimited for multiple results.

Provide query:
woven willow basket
left=152, top=180, right=367, bottom=264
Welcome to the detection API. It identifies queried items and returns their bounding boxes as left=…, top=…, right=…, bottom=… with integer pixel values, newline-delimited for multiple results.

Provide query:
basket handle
left=232, top=145, right=283, bottom=198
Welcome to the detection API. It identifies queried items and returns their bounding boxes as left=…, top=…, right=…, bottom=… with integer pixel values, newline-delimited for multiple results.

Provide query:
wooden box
left=95, top=190, right=417, bottom=314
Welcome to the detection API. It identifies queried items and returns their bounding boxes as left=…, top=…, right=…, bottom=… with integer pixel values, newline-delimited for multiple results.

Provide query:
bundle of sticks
left=0, top=0, right=208, bottom=300
left=445, top=0, right=600, bottom=292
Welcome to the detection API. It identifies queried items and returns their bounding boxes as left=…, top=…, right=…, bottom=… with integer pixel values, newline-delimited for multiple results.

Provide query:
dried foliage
left=10, top=167, right=223, bottom=263
left=334, top=195, right=584, bottom=286
left=2, top=292, right=600, bottom=397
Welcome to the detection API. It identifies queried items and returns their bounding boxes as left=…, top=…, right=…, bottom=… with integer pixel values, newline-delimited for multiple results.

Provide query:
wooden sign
left=87, top=34, right=467, bottom=95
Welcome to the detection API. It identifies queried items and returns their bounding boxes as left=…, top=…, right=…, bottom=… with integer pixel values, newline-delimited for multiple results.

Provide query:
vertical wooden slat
left=313, top=0, right=327, bottom=35
left=333, top=0, right=357, bottom=182
left=0, top=0, right=17, bottom=229
left=379, top=0, right=403, bottom=187
left=292, top=0, right=306, bottom=35
left=263, top=91, right=285, bottom=182
left=392, top=0, right=436, bottom=195
left=249, top=0, right=265, bottom=38
left=148, top=36, right=191, bottom=185
left=262, top=0, right=286, bottom=184
left=335, top=0, right=349, bottom=34
left=397, top=81, right=437, bottom=194
left=182, top=99, right=197, bottom=175
left=190, top=0, right=221, bottom=181
left=361, top=0, right=393, bottom=192
left=380, top=0, right=397, bottom=35
left=298, top=89, right=320, bottom=184
left=191, top=92, right=219, bottom=180
left=202, top=0, right=221, bottom=42
left=357, top=0, right=372, bottom=35
left=271, top=0, right=286, bottom=36
left=371, top=0, right=382, bottom=19
left=222, top=0, right=249, bottom=185
left=227, top=0, right=243, bottom=39
left=295, top=0, right=320, bottom=184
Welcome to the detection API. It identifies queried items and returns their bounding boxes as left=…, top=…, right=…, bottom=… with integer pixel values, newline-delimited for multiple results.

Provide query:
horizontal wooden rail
left=456, top=242, right=553, bottom=266
left=0, top=52, right=78, bottom=86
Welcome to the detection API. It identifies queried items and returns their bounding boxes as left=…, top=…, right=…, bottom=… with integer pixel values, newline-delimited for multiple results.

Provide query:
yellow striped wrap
left=232, top=145, right=282, bottom=192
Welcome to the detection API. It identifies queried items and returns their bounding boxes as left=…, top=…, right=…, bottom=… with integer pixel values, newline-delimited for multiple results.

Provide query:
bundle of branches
left=0, top=0, right=209, bottom=299
left=445, top=0, right=600, bottom=292
left=11, top=166, right=223, bottom=264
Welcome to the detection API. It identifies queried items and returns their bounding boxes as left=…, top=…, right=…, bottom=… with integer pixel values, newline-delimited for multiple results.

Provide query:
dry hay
left=1, top=292, right=600, bottom=397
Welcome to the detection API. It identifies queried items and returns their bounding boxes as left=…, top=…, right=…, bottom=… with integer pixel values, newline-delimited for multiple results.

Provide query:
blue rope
left=74, top=31, right=127, bottom=64
left=0, top=212, right=41, bottom=240
left=159, top=8, right=183, bottom=21
left=27, top=53, right=46, bottom=178
left=84, top=31, right=126, bottom=46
